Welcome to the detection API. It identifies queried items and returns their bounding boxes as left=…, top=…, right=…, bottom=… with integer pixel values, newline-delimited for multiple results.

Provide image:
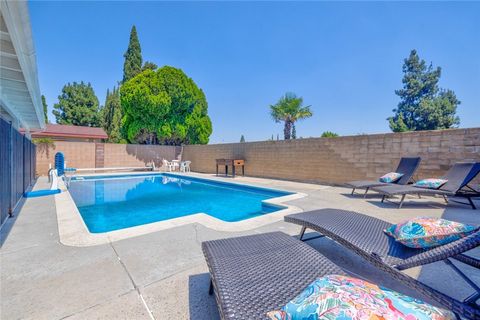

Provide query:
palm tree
left=270, top=93, right=313, bottom=140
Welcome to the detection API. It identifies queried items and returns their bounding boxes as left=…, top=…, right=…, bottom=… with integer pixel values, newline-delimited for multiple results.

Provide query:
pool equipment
left=55, top=152, right=65, bottom=176
left=24, top=169, right=61, bottom=198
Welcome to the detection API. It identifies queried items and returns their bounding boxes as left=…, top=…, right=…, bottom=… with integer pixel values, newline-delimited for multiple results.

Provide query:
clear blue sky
left=29, top=1, right=480, bottom=144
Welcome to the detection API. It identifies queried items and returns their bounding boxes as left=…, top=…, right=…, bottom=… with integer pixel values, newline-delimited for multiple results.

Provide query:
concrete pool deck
left=1, top=173, right=479, bottom=319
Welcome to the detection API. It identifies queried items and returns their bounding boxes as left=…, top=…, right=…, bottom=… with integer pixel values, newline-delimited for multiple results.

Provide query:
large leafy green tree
left=389, top=50, right=460, bottom=132
left=53, top=82, right=100, bottom=126
left=120, top=66, right=212, bottom=145
left=123, top=25, right=143, bottom=83
left=102, top=87, right=124, bottom=143
left=270, top=93, right=313, bottom=140
left=41, top=95, right=49, bottom=123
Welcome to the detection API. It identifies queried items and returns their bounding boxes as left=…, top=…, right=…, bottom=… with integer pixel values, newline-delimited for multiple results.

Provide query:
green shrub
left=321, top=131, right=339, bottom=138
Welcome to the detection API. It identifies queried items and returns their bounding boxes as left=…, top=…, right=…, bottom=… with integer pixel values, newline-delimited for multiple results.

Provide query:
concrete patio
left=1, top=174, right=479, bottom=319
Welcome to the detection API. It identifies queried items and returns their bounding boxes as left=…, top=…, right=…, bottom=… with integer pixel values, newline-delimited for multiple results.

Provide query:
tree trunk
left=283, top=120, right=291, bottom=140
left=148, top=133, right=154, bottom=145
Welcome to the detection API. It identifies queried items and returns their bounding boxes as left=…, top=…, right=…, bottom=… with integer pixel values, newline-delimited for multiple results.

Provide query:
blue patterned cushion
left=267, top=275, right=454, bottom=320
left=379, top=172, right=404, bottom=183
left=413, top=178, right=448, bottom=189
left=384, top=217, right=478, bottom=249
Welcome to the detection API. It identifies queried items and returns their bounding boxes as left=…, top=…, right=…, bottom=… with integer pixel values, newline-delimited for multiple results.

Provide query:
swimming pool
left=68, top=174, right=293, bottom=233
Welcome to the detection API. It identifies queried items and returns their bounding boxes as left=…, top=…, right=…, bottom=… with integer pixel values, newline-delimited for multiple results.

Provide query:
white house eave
left=0, top=0, right=45, bottom=130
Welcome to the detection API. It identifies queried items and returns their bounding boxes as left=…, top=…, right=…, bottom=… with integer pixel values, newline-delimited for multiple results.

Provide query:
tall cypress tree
left=41, top=95, right=49, bottom=123
left=123, top=26, right=143, bottom=83
left=102, top=87, right=123, bottom=143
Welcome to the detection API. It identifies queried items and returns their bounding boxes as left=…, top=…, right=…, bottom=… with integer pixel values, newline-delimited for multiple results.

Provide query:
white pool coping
left=55, top=172, right=307, bottom=247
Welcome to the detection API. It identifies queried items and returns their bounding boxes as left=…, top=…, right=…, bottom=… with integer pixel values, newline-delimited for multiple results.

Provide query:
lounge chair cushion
left=267, top=274, right=455, bottom=320
left=385, top=217, right=478, bottom=249
left=379, top=172, right=404, bottom=183
left=413, top=178, right=448, bottom=189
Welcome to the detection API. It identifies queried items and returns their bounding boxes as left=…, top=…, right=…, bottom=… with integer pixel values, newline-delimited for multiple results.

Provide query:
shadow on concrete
left=341, top=192, right=384, bottom=200
left=443, top=197, right=480, bottom=213
left=366, top=195, right=480, bottom=211
left=0, top=188, right=29, bottom=247
left=365, top=197, right=446, bottom=209
left=188, top=273, right=220, bottom=320
left=440, top=202, right=480, bottom=224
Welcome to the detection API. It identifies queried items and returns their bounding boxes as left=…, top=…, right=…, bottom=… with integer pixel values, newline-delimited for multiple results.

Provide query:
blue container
left=55, top=152, right=65, bottom=176
left=24, top=189, right=61, bottom=198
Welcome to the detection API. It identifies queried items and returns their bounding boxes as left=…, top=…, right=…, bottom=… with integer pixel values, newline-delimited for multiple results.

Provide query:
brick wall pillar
left=95, top=143, right=105, bottom=168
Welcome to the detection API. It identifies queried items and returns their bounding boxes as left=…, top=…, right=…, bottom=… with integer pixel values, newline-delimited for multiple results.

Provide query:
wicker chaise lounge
left=371, top=162, right=480, bottom=209
left=284, top=208, right=480, bottom=319
left=202, top=232, right=348, bottom=320
left=345, top=157, right=421, bottom=197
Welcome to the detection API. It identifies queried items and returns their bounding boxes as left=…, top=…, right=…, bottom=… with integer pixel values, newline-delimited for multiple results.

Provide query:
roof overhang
left=30, top=132, right=108, bottom=140
left=0, top=0, right=45, bottom=130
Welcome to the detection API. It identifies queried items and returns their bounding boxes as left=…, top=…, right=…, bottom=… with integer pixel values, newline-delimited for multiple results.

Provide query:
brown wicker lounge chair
left=371, top=162, right=480, bottom=209
left=202, top=232, right=347, bottom=320
left=345, top=157, right=421, bottom=197
left=284, top=208, right=480, bottom=319
left=202, top=228, right=479, bottom=319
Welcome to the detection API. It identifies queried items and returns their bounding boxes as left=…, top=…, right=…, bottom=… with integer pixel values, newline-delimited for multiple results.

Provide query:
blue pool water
left=68, top=174, right=292, bottom=233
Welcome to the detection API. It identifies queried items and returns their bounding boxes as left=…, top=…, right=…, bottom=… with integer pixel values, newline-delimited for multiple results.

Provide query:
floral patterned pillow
left=413, top=178, right=448, bottom=189
left=267, top=275, right=454, bottom=320
left=384, top=217, right=478, bottom=249
left=379, top=172, right=404, bottom=183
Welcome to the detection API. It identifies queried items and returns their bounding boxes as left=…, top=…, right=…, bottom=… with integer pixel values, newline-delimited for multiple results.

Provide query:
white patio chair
left=180, top=161, right=191, bottom=173
left=162, top=159, right=174, bottom=172
left=171, top=160, right=181, bottom=171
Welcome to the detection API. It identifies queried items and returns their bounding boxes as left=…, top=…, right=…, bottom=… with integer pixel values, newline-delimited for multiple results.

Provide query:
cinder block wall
left=103, top=144, right=180, bottom=168
left=35, top=128, right=480, bottom=183
left=36, top=141, right=96, bottom=175
left=183, top=128, right=480, bottom=185
left=36, top=142, right=180, bottom=175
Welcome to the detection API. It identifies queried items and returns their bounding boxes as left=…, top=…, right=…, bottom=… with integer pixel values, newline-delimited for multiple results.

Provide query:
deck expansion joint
left=109, top=242, right=156, bottom=320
